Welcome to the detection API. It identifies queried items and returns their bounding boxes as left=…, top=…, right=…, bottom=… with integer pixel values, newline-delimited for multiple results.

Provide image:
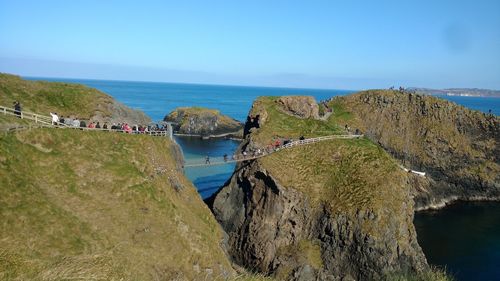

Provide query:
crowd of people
left=47, top=112, right=168, bottom=134
left=7, top=101, right=171, bottom=136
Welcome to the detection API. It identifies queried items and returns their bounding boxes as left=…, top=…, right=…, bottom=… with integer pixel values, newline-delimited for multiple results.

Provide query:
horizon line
left=22, top=74, right=361, bottom=93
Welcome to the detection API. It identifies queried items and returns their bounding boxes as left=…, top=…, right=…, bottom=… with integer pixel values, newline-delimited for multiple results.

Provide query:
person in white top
left=49, top=112, right=59, bottom=125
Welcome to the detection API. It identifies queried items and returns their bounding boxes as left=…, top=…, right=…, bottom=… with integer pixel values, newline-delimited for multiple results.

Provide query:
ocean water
left=174, top=136, right=240, bottom=198
left=25, top=77, right=500, bottom=280
left=30, top=77, right=353, bottom=122
left=415, top=202, right=500, bottom=281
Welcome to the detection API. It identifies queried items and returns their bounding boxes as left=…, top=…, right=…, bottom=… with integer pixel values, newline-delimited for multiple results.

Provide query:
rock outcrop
left=208, top=96, right=428, bottom=280
left=164, top=107, right=243, bottom=137
left=276, top=96, right=320, bottom=119
left=333, top=90, right=499, bottom=210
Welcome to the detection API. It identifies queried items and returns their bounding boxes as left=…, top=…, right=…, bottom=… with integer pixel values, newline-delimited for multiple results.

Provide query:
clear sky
left=0, top=0, right=499, bottom=90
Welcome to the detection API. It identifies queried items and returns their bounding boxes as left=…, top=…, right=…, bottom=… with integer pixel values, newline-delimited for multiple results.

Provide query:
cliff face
left=333, top=90, right=499, bottom=210
left=0, top=73, right=151, bottom=126
left=209, top=96, right=428, bottom=280
left=164, top=107, right=243, bottom=137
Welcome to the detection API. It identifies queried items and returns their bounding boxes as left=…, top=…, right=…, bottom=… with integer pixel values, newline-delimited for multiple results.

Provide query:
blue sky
left=0, top=0, right=499, bottom=90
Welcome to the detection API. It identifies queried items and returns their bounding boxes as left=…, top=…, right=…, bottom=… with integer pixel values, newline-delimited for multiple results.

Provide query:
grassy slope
left=0, top=128, right=234, bottom=280
left=0, top=73, right=116, bottom=121
left=330, top=90, right=498, bottom=187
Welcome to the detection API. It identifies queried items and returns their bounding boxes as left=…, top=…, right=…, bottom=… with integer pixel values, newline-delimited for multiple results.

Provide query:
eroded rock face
left=164, top=107, right=242, bottom=137
left=209, top=160, right=427, bottom=280
left=105, top=100, right=151, bottom=125
left=338, top=91, right=500, bottom=210
left=276, top=96, right=320, bottom=119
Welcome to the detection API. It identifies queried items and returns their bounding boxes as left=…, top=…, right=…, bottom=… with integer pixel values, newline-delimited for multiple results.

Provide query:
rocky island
left=209, top=95, right=431, bottom=280
left=208, top=92, right=497, bottom=280
left=164, top=107, right=243, bottom=139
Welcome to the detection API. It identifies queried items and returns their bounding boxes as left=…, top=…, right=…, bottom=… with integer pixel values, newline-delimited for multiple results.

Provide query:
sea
left=27, top=77, right=500, bottom=281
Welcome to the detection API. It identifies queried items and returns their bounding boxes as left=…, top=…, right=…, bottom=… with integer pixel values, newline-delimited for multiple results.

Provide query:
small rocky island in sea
left=164, top=107, right=243, bottom=139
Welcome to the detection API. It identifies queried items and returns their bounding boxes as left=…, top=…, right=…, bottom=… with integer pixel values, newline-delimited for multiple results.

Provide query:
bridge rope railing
left=183, top=134, right=426, bottom=177
left=1, top=104, right=170, bottom=138
left=183, top=134, right=364, bottom=167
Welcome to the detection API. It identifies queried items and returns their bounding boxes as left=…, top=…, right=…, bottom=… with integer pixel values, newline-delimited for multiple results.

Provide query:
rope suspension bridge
left=182, top=134, right=364, bottom=168
left=0, top=104, right=173, bottom=139
left=1, top=104, right=426, bottom=177
left=184, top=135, right=426, bottom=177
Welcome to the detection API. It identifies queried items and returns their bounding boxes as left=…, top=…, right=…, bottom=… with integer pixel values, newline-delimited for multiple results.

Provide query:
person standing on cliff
left=13, top=101, right=22, bottom=118
left=49, top=112, right=59, bottom=125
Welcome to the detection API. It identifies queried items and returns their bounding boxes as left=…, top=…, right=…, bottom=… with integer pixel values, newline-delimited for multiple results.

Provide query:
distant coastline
left=410, top=87, right=500, bottom=98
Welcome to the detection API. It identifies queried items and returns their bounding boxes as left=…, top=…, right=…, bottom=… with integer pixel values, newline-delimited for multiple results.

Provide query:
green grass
left=333, top=89, right=499, bottom=189
left=385, top=266, right=453, bottom=281
left=275, top=239, right=323, bottom=279
left=0, top=128, right=235, bottom=280
left=0, top=73, right=115, bottom=120
left=260, top=138, right=405, bottom=216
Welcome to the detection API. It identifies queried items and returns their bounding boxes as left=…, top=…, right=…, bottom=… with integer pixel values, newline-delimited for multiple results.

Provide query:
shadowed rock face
left=276, top=96, right=320, bottom=119
left=102, top=100, right=151, bottom=125
left=336, top=90, right=500, bottom=210
left=210, top=161, right=427, bottom=281
left=208, top=95, right=428, bottom=280
left=164, top=107, right=242, bottom=137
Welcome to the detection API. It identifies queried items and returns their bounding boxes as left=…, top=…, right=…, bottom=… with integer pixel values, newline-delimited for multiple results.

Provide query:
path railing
left=1, top=105, right=54, bottom=126
left=1, top=104, right=170, bottom=138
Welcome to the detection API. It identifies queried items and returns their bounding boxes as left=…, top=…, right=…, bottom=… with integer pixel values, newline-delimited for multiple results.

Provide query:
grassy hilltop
left=0, top=73, right=150, bottom=127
